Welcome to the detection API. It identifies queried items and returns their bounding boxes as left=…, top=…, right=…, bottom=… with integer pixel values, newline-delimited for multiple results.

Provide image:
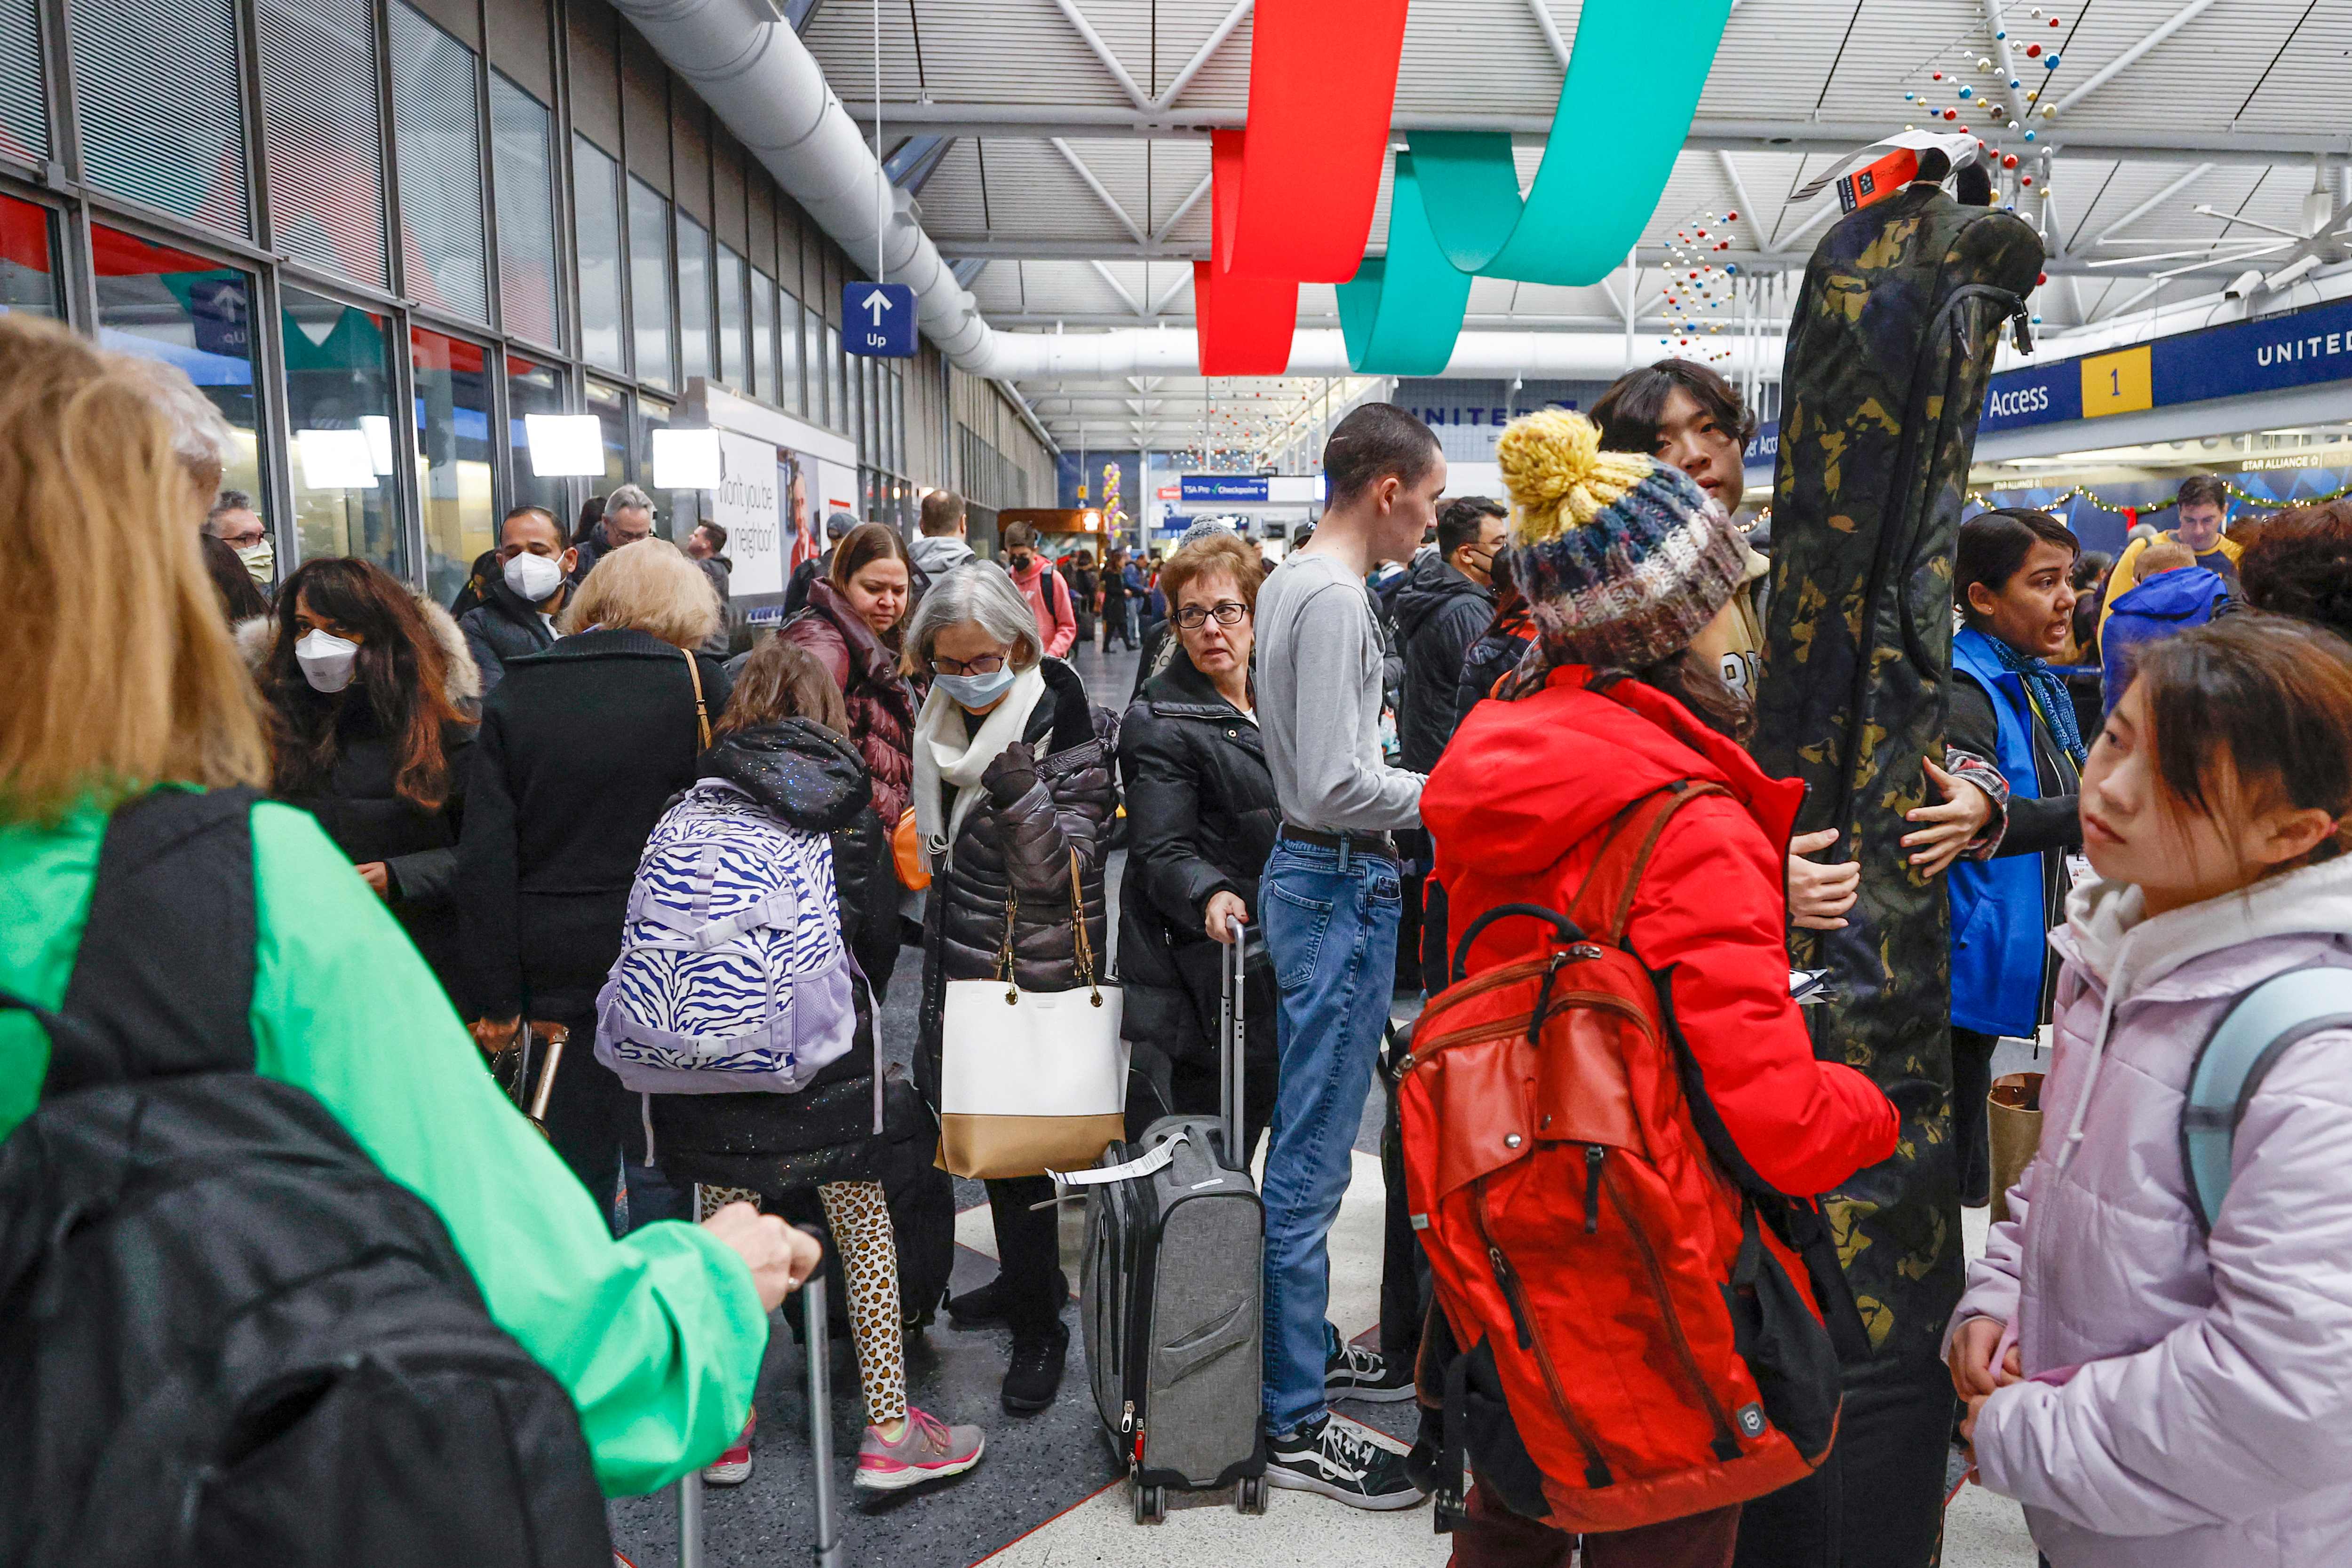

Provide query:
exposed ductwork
left=968, top=327, right=1788, bottom=380
left=609, top=0, right=995, bottom=367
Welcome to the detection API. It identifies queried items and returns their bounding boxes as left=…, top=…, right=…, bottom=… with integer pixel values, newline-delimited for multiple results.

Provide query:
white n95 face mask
left=295, top=629, right=360, bottom=693
left=503, top=549, right=566, bottom=604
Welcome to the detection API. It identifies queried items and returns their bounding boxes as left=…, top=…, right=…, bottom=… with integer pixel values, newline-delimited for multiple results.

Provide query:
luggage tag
left=1032, top=1131, right=1190, bottom=1208
left=1794, top=130, right=1985, bottom=216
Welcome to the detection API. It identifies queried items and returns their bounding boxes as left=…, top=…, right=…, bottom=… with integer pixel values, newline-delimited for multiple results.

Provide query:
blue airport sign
left=844, top=282, right=917, bottom=358
left=1180, top=475, right=1270, bottom=502
left=1980, top=294, right=2352, bottom=436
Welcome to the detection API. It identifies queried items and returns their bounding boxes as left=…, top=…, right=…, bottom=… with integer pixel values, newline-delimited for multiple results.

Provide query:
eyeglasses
left=932, top=652, right=1008, bottom=677
left=1174, top=602, right=1248, bottom=630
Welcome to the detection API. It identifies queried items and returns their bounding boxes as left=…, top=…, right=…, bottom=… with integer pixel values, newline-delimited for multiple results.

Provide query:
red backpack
left=1401, top=783, right=1868, bottom=1536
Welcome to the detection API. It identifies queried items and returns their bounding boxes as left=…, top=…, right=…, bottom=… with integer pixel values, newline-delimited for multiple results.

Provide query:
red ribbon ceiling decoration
left=1195, top=0, right=1411, bottom=374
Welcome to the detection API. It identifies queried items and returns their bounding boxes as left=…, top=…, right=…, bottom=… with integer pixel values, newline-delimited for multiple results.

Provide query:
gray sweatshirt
left=1254, top=551, right=1423, bottom=833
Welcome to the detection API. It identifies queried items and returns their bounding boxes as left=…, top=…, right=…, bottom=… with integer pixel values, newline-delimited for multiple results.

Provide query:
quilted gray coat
left=1949, top=854, right=2352, bottom=1567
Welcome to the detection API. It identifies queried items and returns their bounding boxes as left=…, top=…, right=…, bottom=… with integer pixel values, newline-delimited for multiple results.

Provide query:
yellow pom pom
left=1495, top=410, right=1657, bottom=542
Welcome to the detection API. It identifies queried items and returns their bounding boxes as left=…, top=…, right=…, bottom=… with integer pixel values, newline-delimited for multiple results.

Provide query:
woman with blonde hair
left=0, top=314, right=807, bottom=1540
left=457, top=533, right=737, bottom=1221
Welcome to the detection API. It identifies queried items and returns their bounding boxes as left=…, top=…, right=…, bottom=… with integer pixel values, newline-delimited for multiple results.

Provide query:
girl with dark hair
left=1947, top=507, right=2088, bottom=1205
left=1950, top=616, right=2352, bottom=1568
left=641, top=637, right=989, bottom=1495
left=250, top=555, right=480, bottom=1005
left=777, top=519, right=919, bottom=993
left=199, top=528, right=271, bottom=623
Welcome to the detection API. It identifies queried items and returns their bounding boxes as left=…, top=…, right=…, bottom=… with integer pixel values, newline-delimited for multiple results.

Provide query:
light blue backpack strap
left=2180, top=966, right=2352, bottom=1232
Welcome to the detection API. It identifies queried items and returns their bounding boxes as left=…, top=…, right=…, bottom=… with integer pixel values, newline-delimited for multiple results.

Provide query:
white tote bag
left=937, top=848, right=1126, bottom=1179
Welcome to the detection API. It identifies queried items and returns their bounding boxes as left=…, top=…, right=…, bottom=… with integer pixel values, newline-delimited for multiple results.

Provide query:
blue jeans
left=1258, top=838, right=1401, bottom=1436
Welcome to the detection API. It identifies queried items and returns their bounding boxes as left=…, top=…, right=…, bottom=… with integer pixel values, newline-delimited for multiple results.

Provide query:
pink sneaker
left=854, top=1407, right=985, bottom=1493
left=702, top=1410, right=755, bottom=1487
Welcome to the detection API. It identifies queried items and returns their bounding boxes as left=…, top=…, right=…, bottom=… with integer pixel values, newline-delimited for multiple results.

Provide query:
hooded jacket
left=2099, top=566, right=2227, bottom=717
left=1426, top=665, right=1898, bottom=1199
left=647, top=719, right=894, bottom=1193
left=1452, top=594, right=1536, bottom=731
left=1005, top=556, right=1078, bottom=659
left=240, top=602, right=482, bottom=1007
left=1951, top=857, right=2352, bottom=1567
left=1115, top=649, right=1279, bottom=1066
left=908, top=534, right=976, bottom=582
left=916, top=659, right=1118, bottom=1101
left=459, top=569, right=562, bottom=694
left=1390, top=552, right=1496, bottom=774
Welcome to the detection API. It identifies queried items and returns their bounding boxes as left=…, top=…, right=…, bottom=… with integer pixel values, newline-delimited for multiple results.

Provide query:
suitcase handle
left=1449, top=903, right=1587, bottom=983
left=1221, top=915, right=1246, bottom=1157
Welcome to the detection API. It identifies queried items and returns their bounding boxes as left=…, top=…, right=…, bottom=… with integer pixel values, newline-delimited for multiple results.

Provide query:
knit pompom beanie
left=1495, top=408, right=1748, bottom=671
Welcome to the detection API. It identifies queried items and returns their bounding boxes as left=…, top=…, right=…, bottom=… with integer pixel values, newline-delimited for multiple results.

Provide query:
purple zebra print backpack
left=594, top=779, right=856, bottom=1094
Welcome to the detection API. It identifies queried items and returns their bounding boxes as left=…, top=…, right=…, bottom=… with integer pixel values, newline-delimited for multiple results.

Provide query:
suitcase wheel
left=1237, top=1474, right=1269, bottom=1515
left=1133, top=1483, right=1167, bottom=1525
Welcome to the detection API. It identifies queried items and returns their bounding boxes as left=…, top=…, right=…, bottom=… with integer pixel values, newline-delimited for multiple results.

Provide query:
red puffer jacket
left=1426, top=665, right=1896, bottom=1199
left=782, top=579, right=920, bottom=825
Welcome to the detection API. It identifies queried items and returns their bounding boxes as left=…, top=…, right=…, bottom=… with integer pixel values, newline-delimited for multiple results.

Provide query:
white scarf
left=912, top=664, right=1051, bottom=867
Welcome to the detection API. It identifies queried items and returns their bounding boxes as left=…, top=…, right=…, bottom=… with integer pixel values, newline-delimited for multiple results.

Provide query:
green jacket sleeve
left=245, top=801, right=768, bottom=1497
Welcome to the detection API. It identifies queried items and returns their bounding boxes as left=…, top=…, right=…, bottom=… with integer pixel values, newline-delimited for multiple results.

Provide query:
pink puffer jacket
left=1949, top=854, right=2352, bottom=1567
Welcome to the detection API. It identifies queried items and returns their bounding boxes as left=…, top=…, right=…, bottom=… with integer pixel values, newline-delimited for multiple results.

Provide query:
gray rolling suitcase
left=1078, top=918, right=1269, bottom=1525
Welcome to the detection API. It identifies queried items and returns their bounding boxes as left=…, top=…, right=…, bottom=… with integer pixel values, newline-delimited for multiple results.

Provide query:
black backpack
left=0, top=789, right=610, bottom=1568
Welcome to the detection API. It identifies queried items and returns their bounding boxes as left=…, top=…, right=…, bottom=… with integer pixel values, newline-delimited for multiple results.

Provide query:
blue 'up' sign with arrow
left=845, top=282, right=917, bottom=358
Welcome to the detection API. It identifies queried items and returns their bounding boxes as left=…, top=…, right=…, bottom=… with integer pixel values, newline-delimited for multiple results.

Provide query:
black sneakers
left=1265, top=1415, right=1428, bottom=1511
left=1325, top=1342, right=1415, bottom=1403
left=1001, top=1321, right=1069, bottom=1414
left=947, top=1275, right=1011, bottom=1326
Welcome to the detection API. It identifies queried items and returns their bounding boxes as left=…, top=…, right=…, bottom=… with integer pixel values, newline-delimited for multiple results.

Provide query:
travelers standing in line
left=779, top=521, right=919, bottom=993
left=908, top=564, right=1118, bottom=1414
left=1000, top=521, right=1077, bottom=658
left=2098, top=472, right=2241, bottom=628
left=459, top=505, right=576, bottom=694
left=1253, top=403, right=1445, bottom=1509
left=1115, top=530, right=1281, bottom=1154
left=683, top=519, right=734, bottom=657
left=2235, top=497, right=2352, bottom=639
left=631, top=639, right=988, bottom=1496
left=1947, top=509, right=2088, bottom=1208
left=2098, top=536, right=2228, bottom=716
left=909, top=488, right=977, bottom=607
left=1424, top=409, right=1899, bottom=1568
left=199, top=530, right=272, bottom=623
left=0, top=312, right=810, bottom=1502
left=458, top=539, right=736, bottom=1226
left=574, top=483, right=657, bottom=580
left=1067, top=549, right=1100, bottom=649
left=1391, top=496, right=1508, bottom=993
left=786, top=509, right=859, bottom=616
left=1950, top=616, right=2352, bottom=1568
left=247, top=557, right=480, bottom=1011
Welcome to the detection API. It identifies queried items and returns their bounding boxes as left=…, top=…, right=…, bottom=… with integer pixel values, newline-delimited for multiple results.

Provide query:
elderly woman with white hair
left=906, top=563, right=1118, bottom=1415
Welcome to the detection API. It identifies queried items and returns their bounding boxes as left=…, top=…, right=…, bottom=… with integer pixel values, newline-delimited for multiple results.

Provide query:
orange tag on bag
left=893, top=808, right=931, bottom=891
left=1835, top=149, right=1921, bottom=213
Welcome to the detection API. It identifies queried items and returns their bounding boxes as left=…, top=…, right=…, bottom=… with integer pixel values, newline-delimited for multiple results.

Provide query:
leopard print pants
left=697, top=1180, right=908, bottom=1426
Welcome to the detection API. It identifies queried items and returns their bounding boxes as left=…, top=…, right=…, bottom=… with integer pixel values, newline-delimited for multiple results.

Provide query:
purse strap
left=682, top=647, right=713, bottom=752
left=992, top=843, right=1105, bottom=1007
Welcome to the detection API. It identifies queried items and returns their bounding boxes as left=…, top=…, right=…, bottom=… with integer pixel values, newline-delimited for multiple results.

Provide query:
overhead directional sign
left=845, top=281, right=916, bottom=358
left=1181, top=475, right=1270, bottom=503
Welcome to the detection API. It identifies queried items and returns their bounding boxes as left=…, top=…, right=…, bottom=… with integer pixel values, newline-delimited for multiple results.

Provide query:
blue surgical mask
left=935, top=666, right=1017, bottom=710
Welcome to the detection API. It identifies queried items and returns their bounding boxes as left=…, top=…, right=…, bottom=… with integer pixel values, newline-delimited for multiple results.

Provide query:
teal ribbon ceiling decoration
left=1338, top=0, right=1735, bottom=375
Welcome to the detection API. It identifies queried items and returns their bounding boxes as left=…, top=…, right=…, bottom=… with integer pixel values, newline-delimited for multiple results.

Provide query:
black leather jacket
left=916, top=658, right=1119, bottom=1100
left=1115, top=651, right=1280, bottom=1065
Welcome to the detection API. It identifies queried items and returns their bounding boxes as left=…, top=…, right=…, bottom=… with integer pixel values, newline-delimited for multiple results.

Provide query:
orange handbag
left=892, top=808, right=931, bottom=891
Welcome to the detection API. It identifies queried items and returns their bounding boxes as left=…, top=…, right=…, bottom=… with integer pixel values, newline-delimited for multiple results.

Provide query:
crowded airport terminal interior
left=8, top=0, right=2352, bottom=1565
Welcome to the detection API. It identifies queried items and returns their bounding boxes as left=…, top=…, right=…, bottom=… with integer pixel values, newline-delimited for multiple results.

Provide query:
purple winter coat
left=1948, top=855, right=2352, bottom=1567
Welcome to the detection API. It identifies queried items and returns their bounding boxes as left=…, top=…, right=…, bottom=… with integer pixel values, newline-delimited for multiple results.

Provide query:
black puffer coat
left=1114, top=650, right=1279, bottom=1066
left=1390, top=553, right=1495, bottom=774
left=651, top=719, right=894, bottom=1194
left=916, top=658, right=1118, bottom=1101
